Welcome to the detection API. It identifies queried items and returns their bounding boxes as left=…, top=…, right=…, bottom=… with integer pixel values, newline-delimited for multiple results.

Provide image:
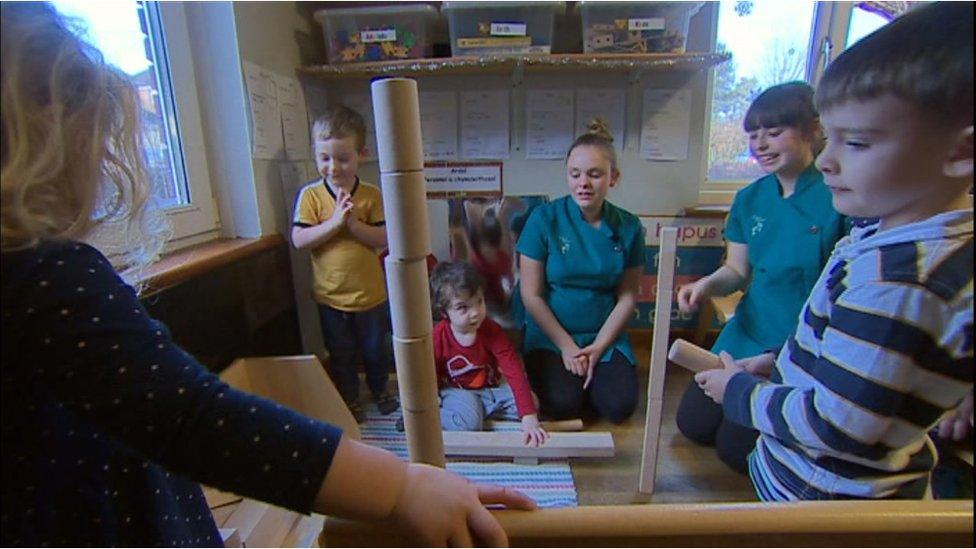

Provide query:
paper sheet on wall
left=525, top=89, right=574, bottom=160
left=640, top=89, right=691, bottom=161
left=419, top=91, right=458, bottom=160
left=242, top=60, right=284, bottom=159
left=460, top=90, right=509, bottom=160
left=575, top=89, right=626, bottom=150
left=341, top=94, right=378, bottom=162
left=276, top=74, right=310, bottom=160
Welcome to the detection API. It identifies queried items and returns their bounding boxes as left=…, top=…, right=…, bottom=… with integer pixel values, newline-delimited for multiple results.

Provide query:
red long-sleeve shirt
left=432, top=318, right=537, bottom=418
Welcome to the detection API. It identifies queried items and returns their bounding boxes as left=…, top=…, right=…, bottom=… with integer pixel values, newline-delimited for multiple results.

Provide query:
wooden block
left=220, top=355, right=360, bottom=440
left=402, top=404, right=447, bottom=467
left=371, top=78, right=424, bottom=173
left=442, top=431, right=614, bottom=459
left=202, top=485, right=243, bottom=509
left=385, top=257, right=434, bottom=338
left=391, top=335, right=440, bottom=413
left=381, top=171, right=431, bottom=261
left=513, top=457, right=540, bottom=465
left=711, top=291, right=742, bottom=323
left=222, top=499, right=269, bottom=544
left=219, top=528, right=242, bottom=548
left=639, top=227, right=678, bottom=494
left=668, top=339, right=721, bottom=373
left=247, top=504, right=301, bottom=548
left=211, top=504, right=237, bottom=528
left=282, top=514, right=325, bottom=548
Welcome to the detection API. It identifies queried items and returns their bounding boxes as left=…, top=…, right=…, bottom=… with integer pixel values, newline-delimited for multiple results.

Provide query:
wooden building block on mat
left=443, top=431, right=613, bottom=459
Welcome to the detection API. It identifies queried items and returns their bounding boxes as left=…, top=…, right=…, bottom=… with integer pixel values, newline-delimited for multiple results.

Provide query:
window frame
left=154, top=2, right=220, bottom=248
left=699, top=1, right=862, bottom=203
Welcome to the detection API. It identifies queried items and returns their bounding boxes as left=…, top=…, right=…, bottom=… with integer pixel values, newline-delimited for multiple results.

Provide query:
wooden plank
left=210, top=504, right=237, bottom=528
left=442, top=431, right=614, bottom=459
left=218, top=528, right=242, bottom=548
left=282, top=514, right=325, bottom=548
left=247, top=505, right=301, bottom=548
left=202, top=485, right=243, bottom=509
left=222, top=499, right=269, bottom=544
left=639, top=227, right=678, bottom=494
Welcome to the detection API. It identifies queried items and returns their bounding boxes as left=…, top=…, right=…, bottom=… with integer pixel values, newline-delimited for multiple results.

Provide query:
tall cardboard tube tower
left=371, top=77, right=445, bottom=467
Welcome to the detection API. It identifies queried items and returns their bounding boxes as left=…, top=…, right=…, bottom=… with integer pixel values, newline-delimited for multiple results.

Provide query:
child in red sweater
left=430, top=261, right=549, bottom=446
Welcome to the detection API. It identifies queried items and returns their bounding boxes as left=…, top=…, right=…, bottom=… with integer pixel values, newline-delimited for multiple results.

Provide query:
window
left=703, top=1, right=900, bottom=193
left=706, top=0, right=817, bottom=182
left=52, top=0, right=219, bottom=245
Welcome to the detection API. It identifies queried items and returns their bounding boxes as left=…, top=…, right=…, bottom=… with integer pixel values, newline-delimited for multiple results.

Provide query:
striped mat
left=360, top=405, right=578, bottom=508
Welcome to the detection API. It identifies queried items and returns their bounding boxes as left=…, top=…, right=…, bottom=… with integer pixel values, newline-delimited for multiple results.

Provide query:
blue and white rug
left=360, top=405, right=578, bottom=508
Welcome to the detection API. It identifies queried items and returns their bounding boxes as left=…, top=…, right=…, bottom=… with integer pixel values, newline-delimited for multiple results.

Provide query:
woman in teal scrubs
left=675, top=82, right=848, bottom=472
left=517, top=120, right=645, bottom=423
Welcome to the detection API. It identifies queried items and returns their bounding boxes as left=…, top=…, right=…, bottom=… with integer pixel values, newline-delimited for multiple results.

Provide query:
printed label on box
left=490, top=21, right=527, bottom=36
left=629, top=18, right=666, bottom=31
left=361, top=28, right=396, bottom=43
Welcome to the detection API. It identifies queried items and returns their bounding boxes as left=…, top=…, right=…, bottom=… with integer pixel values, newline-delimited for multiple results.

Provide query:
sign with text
left=424, top=162, right=503, bottom=198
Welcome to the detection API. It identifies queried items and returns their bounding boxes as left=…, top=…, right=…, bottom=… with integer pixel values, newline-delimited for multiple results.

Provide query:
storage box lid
left=442, top=1, right=566, bottom=14
left=314, top=3, right=437, bottom=22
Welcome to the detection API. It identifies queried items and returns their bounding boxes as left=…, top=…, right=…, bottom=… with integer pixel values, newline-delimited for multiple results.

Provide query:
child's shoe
left=346, top=400, right=365, bottom=424
left=375, top=392, right=399, bottom=415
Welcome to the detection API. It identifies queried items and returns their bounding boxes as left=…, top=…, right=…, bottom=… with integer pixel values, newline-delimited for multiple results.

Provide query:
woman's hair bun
left=586, top=118, right=613, bottom=142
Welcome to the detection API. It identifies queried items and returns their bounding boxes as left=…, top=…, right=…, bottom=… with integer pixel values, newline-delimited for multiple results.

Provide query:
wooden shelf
left=298, top=52, right=730, bottom=80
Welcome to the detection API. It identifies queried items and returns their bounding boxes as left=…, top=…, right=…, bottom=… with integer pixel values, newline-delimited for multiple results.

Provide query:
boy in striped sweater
left=695, top=1, right=973, bottom=500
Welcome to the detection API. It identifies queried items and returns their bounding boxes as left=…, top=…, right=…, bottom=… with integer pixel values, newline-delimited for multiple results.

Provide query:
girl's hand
left=520, top=414, right=550, bottom=447
left=677, top=278, right=710, bottom=313
left=560, top=344, right=588, bottom=377
left=390, top=463, right=537, bottom=547
left=694, top=351, right=742, bottom=405
left=575, top=344, right=604, bottom=389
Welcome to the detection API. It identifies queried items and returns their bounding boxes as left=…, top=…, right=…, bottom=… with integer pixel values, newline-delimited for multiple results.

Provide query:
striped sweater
left=724, top=209, right=973, bottom=500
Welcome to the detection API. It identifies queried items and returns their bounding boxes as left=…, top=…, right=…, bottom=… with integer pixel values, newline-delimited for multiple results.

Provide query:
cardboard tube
left=381, top=171, right=430, bottom=261
left=667, top=339, right=721, bottom=373
left=371, top=78, right=424, bottom=173
left=401, top=406, right=445, bottom=466
left=385, top=257, right=434, bottom=339
left=391, top=335, right=440, bottom=413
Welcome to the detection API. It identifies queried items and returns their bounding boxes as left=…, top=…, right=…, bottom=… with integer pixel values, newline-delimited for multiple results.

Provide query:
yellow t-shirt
left=293, top=178, right=387, bottom=311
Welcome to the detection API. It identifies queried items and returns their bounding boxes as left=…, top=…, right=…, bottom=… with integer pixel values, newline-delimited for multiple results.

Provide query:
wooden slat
left=483, top=418, right=585, bottom=432
left=639, top=227, right=678, bottom=493
left=442, top=431, right=614, bottom=459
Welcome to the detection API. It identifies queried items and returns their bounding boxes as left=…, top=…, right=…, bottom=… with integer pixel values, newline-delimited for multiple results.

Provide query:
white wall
left=212, top=2, right=719, bottom=355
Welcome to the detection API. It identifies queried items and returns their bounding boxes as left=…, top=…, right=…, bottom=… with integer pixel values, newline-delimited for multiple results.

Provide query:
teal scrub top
left=516, top=196, right=646, bottom=364
left=716, top=163, right=848, bottom=358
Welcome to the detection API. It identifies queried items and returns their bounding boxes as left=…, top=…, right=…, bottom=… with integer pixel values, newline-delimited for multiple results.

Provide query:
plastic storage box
left=442, top=2, right=565, bottom=56
left=314, top=4, right=437, bottom=63
left=578, top=1, right=704, bottom=54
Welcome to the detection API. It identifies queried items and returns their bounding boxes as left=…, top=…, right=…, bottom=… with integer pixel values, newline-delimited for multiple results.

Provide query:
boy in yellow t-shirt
left=292, top=105, right=397, bottom=421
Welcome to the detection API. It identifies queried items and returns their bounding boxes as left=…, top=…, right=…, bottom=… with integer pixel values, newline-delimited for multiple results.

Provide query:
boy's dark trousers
left=317, top=301, right=393, bottom=403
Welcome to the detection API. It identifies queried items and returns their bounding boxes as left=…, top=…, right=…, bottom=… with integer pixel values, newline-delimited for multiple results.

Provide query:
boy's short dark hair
left=743, top=81, right=818, bottom=133
left=816, top=2, right=973, bottom=125
left=311, top=105, right=367, bottom=150
left=429, top=261, right=484, bottom=317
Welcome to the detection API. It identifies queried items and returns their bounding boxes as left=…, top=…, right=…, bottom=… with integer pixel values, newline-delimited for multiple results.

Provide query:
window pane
left=52, top=0, right=189, bottom=210
left=845, top=6, right=888, bottom=49
left=707, top=0, right=816, bottom=181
